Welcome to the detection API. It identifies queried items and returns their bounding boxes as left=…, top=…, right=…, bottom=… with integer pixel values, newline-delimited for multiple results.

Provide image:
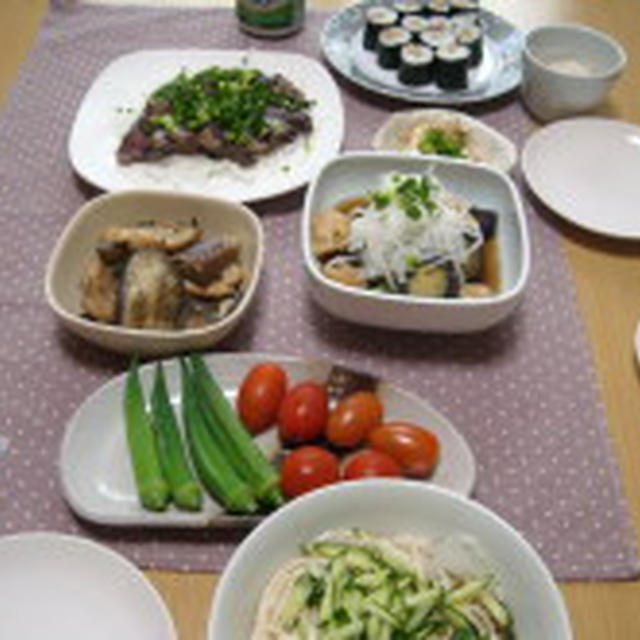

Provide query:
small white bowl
left=302, top=153, right=530, bottom=333
left=372, top=109, right=518, bottom=173
left=208, top=480, right=573, bottom=640
left=44, top=190, right=263, bottom=356
left=521, top=23, right=627, bottom=121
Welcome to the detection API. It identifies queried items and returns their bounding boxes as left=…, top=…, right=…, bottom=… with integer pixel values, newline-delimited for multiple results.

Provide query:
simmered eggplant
left=121, top=250, right=183, bottom=329
left=408, top=263, right=460, bottom=297
left=172, top=237, right=240, bottom=286
left=469, top=207, right=498, bottom=240
left=81, top=252, right=119, bottom=323
left=184, top=263, right=245, bottom=299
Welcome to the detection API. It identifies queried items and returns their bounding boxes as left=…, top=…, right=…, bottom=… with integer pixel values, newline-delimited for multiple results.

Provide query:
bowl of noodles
left=208, top=480, right=573, bottom=639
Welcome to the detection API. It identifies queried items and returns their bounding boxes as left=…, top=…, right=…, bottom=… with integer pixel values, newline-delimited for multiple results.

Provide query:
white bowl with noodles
left=208, top=480, right=573, bottom=640
left=372, top=109, right=518, bottom=172
left=302, top=152, right=530, bottom=333
left=44, top=190, right=263, bottom=356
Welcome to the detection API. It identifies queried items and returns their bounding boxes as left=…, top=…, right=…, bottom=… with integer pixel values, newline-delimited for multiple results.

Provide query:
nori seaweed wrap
left=377, top=27, right=412, bottom=69
left=364, top=6, right=399, bottom=51
left=456, top=23, right=483, bottom=66
left=398, top=43, right=435, bottom=85
left=450, top=0, right=479, bottom=17
left=435, top=41, right=470, bottom=89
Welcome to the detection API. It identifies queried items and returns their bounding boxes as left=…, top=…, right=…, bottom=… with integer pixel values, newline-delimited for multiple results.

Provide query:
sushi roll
left=457, top=24, right=483, bottom=66
left=398, top=44, right=435, bottom=85
left=377, top=27, right=412, bottom=69
left=423, top=16, right=452, bottom=34
left=435, top=41, right=470, bottom=89
left=364, top=7, right=399, bottom=51
left=425, top=0, right=451, bottom=18
left=401, top=15, right=430, bottom=40
left=393, top=0, right=423, bottom=20
left=420, top=29, right=455, bottom=51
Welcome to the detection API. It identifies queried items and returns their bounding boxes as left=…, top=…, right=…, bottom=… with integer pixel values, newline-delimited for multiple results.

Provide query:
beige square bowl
left=44, top=191, right=264, bottom=356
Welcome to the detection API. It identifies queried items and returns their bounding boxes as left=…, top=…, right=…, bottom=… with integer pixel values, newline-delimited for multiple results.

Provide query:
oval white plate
left=522, top=118, right=640, bottom=239
left=372, top=108, right=518, bottom=172
left=68, top=49, right=344, bottom=202
left=0, top=532, right=176, bottom=640
left=60, top=353, right=476, bottom=528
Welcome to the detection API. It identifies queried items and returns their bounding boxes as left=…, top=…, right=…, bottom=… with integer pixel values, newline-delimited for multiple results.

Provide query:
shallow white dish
left=0, top=532, right=176, bottom=640
left=60, top=352, right=476, bottom=528
left=208, top=480, right=573, bottom=640
left=303, top=152, right=530, bottom=333
left=372, top=108, right=518, bottom=172
left=522, top=117, right=640, bottom=239
left=69, top=49, right=344, bottom=202
left=44, top=190, right=263, bottom=356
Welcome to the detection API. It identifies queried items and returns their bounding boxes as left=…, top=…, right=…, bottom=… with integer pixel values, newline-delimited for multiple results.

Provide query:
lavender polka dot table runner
left=0, top=4, right=637, bottom=580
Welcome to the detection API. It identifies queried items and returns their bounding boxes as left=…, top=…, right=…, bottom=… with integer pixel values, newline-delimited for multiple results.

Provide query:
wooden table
left=2, top=0, right=640, bottom=637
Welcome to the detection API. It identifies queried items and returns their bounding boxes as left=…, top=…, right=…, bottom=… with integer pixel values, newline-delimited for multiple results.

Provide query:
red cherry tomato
left=326, top=392, right=384, bottom=449
left=343, top=449, right=403, bottom=480
left=277, top=382, right=328, bottom=445
left=368, top=423, right=440, bottom=478
left=237, top=363, right=288, bottom=435
left=280, top=446, right=340, bottom=499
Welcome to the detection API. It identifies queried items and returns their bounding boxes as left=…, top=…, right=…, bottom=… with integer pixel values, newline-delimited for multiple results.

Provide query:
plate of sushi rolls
left=321, top=0, right=523, bottom=104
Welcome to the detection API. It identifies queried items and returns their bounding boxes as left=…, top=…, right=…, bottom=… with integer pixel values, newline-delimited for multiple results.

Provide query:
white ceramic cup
left=521, top=23, right=627, bottom=122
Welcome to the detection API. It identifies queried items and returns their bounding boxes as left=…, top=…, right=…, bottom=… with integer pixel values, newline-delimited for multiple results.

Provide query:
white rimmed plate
left=69, top=49, right=344, bottom=202
left=522, top=117, right=640, bottom=239
left=60, top=353, right=476, bottom=528
left=321, top=5, right=523, bottom=105
left=372, top=108, right=518, bottom=171
left=0, top=532, right=176, bottom=640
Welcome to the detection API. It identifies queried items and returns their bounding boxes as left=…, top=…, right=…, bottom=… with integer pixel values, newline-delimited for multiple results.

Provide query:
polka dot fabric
left=0, top=5, right=637, bottom=579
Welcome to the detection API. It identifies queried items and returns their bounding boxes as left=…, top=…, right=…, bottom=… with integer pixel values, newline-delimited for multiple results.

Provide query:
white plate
left=60, top=353, right=476, bottom=528
left=522, top=118, right=640, bottom=239
left=0, top=532, right=176, bottom=640
left=372, top=108, right=518, bottom=172
left=69, top=49, right=344, bottom=202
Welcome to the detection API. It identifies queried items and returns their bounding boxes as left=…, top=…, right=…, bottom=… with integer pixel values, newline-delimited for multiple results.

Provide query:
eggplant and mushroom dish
left=117, top=66, right=313, bottom=167
left=80, top=220, right=247, bottom=330
left=311, top=171, right=500, bottom=298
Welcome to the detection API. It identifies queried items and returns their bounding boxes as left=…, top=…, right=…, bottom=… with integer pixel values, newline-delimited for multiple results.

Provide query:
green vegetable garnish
left=147, top=66, right=312, bottom=147
left=418, top=127, right=467, bottom=158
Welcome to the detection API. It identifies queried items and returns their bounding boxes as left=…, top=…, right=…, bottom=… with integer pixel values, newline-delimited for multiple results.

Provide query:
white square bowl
left=44, top=191, right=263, bottom=356
left=302, top=152, right=530, bottom=333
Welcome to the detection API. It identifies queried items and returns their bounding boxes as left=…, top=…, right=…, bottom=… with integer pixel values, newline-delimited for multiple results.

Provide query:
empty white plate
left=0, top=532, right=176, bottom=640
left=522, top=118, right=640, bottom=239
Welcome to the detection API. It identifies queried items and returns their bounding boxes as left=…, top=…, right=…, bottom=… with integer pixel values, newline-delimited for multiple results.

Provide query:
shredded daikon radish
left=348, top=171, right=483, bottom=289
